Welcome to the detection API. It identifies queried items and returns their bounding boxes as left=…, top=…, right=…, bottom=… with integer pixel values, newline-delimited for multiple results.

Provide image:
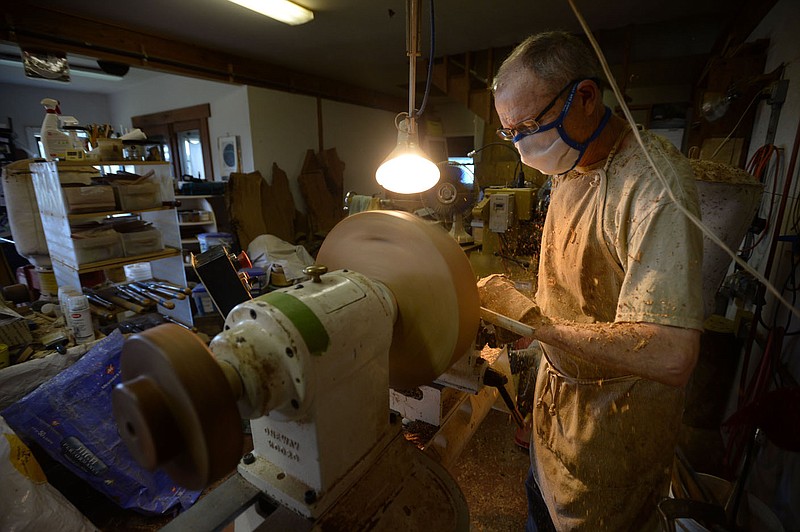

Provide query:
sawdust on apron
left=532, top=128, right=692, bottom=531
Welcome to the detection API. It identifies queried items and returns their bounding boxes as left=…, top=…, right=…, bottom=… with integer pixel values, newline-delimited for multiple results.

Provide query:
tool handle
left=118, top=286, right=152, bottom=306
left=162, top=314, right=198, bottom=332
left=479, top=307, right=536, bottom=338
left=89, top=303, right=115, bottom=320
left=153, top=281, right=192, bottom=295
left=140, top=282, right=185, bottom=301
left=106, top=294, right=146, bottom=314
left=86, top=292, right=115, bottom=310
left=147, top=284, right=187, bottom=300
left=130, top=283, right=175, bottom=309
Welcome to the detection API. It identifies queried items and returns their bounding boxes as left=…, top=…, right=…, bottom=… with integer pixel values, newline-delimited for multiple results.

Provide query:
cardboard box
left=63, top=185, right=116, bottom=213
left=0, top=316, right=32, bottom=347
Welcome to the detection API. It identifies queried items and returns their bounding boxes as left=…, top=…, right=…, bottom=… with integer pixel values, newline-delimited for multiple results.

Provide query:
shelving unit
left=176, top=194, right=219, bottom=266
left=30, top=160, right=193, bottom=325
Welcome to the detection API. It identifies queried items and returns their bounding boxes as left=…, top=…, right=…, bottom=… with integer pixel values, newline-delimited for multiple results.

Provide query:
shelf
left=175, top=194, right=220, bottom=199
left=178, top=220, right=216, bottom=227
left=52, top=246, right=181, bottom=274
left=31, top=160, right=192, bottom=326
left=68, top=205, right=173, bottom=221
left=57, top=160, right=169, bottom=167
left=181, top=237, right=199, bottom=244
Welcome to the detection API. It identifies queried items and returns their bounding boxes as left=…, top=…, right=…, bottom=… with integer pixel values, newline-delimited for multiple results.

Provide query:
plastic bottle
left=40, top=98, right=73, bottom=160
left=67, top=294, right=96, bottom=344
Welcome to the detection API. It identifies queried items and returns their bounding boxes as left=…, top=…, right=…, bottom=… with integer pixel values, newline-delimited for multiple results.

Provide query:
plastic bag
left=0, top=415, right=97, bottom=532
left=1, top=330, right=201, bottom=515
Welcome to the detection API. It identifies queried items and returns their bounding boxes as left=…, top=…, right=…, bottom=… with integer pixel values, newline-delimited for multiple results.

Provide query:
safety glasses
left=496, top=79, right=580, bottom=142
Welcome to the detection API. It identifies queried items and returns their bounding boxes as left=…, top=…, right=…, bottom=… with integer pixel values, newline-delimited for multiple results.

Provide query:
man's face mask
left=497, top=79, right=611, bottom=175
left=516, top=123, right=580, bottom=176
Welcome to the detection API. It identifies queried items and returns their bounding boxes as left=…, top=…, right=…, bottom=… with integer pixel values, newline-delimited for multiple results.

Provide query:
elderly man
left=482, top=31, right=704, bottom=530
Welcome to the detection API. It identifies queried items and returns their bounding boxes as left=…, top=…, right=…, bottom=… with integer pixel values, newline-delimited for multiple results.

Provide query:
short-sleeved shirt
left=536, top=128, right=704, bottom=379
left=530, top=128, right=704, bottom=530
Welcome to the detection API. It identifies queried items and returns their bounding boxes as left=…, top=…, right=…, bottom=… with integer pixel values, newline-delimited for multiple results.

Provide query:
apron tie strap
left=536, top=362, right=564, bottom=417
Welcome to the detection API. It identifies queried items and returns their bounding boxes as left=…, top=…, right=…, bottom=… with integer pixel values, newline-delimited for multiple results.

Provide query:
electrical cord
left=782, top=263, right=799, bottom=335
left=738, top=145, right=782, bottom=256
left=468, top=142, right=526, bottom=187
left=414, top=0, right=435, bottom=120
left=709, top=89, right=768, bottom=160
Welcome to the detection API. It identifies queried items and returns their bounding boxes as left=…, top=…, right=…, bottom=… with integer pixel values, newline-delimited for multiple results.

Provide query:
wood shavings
left=690, top=159, right=759, bottom=185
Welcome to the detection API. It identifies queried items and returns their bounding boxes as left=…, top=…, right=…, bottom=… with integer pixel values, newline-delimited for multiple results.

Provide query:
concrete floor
left=39, top=405, right=530, bottom=531
left=451, top=408, right=530, bottom=531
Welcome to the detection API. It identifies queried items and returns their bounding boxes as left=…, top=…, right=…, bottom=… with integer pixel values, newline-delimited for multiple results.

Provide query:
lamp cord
left=414, top=0, right=435, bottom=119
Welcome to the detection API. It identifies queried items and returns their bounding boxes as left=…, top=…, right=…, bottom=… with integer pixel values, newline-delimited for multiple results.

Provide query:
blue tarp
left=1, top=330, right=200, bottom=515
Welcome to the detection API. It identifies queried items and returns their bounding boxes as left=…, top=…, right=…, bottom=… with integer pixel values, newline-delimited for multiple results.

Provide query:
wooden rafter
left=0, top=3, right=406, bottom=113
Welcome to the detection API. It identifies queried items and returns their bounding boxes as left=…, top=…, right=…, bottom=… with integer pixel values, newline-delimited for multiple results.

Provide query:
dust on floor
left=451, top=408, right=530, bottom=531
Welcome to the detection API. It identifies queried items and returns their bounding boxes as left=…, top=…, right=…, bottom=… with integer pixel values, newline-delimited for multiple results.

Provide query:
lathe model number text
left=265, top=428, right=301, bottom=462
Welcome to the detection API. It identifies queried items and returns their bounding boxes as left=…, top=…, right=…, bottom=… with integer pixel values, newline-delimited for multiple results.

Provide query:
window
left=132, top=104, right=213, bottom=180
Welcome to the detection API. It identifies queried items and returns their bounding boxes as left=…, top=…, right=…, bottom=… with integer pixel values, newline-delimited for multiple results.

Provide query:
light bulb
left=375, top=117, right=439, bottom=194
left=376, top=153, right=440, bottom=194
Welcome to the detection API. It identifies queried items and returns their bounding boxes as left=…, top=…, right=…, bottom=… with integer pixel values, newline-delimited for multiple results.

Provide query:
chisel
left=105, top=294, right=146, bottom=314
left=86, top=292, right=116, bottom=310
left=117, top=286, right=153, bottom=307
left=89, top=303, right=115, bottom=320
left=134, top=282, right=181, bottom=301
left=151, top=281, right=192, bottom=295
left=162, top=314, right=198, bottom=332
left=146, top=282, right=187, bottom=300
left=128, top=283, right=175, bottom=310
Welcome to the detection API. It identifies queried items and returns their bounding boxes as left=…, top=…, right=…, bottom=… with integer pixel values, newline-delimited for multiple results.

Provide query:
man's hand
left=477, top=274, right=546, bottom=327
left=476, top=274, right=547, bottom=345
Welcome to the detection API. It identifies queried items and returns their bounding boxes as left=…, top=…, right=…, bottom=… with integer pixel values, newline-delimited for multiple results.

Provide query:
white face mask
left=516, top=127, right=580, bottom=176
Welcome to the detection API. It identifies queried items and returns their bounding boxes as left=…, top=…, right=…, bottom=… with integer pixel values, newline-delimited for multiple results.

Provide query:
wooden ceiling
left=0, top=0, right=775, bottom=113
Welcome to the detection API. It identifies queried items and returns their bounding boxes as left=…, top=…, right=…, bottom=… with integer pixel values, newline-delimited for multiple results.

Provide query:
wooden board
left=227, top=171, right=269, bottom=251
left=298, top=150, right=343, bottom=236
left=262, top=164, right=297, bottom=244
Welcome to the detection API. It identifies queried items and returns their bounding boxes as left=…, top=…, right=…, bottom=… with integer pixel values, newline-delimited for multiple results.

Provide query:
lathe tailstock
left=112, top=210, right=479, bottom=530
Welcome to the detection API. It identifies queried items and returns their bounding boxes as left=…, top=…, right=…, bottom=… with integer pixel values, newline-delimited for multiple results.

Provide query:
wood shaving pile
left=690, top=159, right=759, bottom=185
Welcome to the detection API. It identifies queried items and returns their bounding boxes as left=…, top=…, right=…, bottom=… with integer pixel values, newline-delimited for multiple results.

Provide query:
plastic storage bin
left=72, top=231, right=123, bottom=265
left=120, top=228, right=164, bottom=257
left=197, top=232, right=234, bottom=253
left=191, top=284, right=217, bottom=316
left=113, top=181, right=162, bottom=211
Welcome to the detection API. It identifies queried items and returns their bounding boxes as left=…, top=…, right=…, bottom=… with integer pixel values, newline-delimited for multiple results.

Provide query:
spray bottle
left=40, top=98, right=73, bottom=160
left=67, top=293, right=95, bottom=344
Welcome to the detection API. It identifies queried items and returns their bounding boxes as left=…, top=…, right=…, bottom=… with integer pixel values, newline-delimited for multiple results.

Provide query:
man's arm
left=533, top=320, right=700, bottom=387
left=477, top=274, right=701, bottom=387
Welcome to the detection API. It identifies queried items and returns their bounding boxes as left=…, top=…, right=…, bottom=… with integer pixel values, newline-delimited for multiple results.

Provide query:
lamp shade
left=376, top=122, right=439, bottom=194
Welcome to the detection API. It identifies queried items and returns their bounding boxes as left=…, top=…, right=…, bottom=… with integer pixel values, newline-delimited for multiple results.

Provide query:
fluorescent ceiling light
left=226, top=0, right=314, bottom=25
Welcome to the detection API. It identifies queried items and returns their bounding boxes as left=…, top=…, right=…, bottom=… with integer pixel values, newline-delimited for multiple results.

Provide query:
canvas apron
left=533, top=133, right=684, bottom=531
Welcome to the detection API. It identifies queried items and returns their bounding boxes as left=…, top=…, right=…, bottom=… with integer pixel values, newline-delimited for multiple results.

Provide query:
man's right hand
left=476, top=274, right=547, bottom=329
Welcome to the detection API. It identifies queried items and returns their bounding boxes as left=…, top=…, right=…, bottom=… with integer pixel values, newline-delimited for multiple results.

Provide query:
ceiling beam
left=0, top=3, right=406, bottom=113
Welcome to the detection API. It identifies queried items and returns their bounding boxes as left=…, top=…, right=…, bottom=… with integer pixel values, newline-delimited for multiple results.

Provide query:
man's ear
left=575, top=79, right=601, bottom=116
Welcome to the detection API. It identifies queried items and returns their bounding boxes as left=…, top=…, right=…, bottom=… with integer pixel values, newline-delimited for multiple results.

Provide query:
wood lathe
left=111, top=210, right=501, bottom=530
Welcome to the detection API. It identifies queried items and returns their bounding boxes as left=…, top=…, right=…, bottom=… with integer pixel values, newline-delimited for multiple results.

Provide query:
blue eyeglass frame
left=496, top=78, right=596, bottom=142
